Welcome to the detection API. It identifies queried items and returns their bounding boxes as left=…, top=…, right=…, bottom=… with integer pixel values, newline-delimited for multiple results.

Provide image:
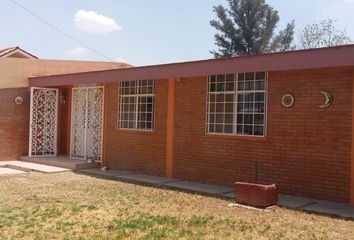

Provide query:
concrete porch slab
left=278, top=194, right=318, bottom=209
left=165, top=181, right=233, bottom=195
left=303, top=200, right=354, bottom=218
left=81, top=168, right=133, bottom=177
left=19, top=156, right=99, bottom=170
left=0, top=167, right=26, bottom=175
left=119, top=174, right=180, bottom=185
left=0, top=162, right=9, bottom=167
left=1, top=161, right=70, bottom=173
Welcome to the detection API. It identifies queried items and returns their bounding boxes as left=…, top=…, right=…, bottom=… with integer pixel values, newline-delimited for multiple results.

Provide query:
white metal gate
left=70, top=86, right=104, bottom=162
left=29, top=87, right=59, bottom=157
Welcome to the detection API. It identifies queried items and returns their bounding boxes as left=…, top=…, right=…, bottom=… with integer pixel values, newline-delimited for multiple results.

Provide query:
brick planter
left=234, top=182, right=278, bottom=208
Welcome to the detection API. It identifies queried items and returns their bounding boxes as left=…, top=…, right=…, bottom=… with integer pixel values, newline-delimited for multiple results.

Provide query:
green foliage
left=300, top=19, right=352, bottom=49
left=41, top=206, right=62, bottom=219
left=187, top=215, right=210, bottom=227
left=71, top=204, right=97, bottom=214
left=210, top=0, right=295, bottom=57
left=110, top=212, right=179, bottom=238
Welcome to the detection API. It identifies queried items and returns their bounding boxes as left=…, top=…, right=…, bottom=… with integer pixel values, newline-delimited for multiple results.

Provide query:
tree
left=300, top=19, right=352, bottom=49
left=210, top=0, right=295, bottom=58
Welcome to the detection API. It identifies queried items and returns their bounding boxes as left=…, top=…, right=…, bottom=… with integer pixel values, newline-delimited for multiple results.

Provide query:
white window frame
left=205, top=72, right=268, bottom=137
left=118, top=80, right=155, bottom=131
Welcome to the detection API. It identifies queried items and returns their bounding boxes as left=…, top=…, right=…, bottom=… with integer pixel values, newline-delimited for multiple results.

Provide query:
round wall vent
left=282, top=93, right=295, bottom=108
left=14, top=96, right=24, bottom=105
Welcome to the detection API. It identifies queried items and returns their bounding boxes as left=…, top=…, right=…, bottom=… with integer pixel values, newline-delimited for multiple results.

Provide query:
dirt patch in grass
left=0, top=172, right=353, bottom=239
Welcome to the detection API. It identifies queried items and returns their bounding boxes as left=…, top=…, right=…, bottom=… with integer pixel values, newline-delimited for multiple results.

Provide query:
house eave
left=29, top=44, right=354, bottom=87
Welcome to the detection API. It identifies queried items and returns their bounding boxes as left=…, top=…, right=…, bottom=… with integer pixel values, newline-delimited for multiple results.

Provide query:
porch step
left=19, top=156, right=100, bottom=170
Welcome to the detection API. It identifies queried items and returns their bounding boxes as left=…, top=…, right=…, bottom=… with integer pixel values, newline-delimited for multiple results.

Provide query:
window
left=206, top=72, right=267, bottom=136
left=118, top=80, right=155, bottom=130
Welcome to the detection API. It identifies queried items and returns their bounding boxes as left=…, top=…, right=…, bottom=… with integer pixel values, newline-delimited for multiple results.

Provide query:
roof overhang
left=29, top=45, right=354, bottom=87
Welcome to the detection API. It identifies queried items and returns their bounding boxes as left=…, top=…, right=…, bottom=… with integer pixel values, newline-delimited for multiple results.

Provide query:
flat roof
left=29, top=44, right=354, bottom=87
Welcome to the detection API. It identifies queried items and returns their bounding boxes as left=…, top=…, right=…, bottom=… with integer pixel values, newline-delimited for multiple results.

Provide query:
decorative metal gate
left=29, top=87, right=59, bottom=157
left=70, top=86, right=104, bottom=162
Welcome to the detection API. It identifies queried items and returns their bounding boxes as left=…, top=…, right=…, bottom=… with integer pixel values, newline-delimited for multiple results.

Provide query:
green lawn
left=0, top=172, right=353, bottom=240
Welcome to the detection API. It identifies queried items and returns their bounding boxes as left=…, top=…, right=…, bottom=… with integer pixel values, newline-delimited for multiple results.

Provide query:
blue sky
left=1, top=0, right=354, bottom=66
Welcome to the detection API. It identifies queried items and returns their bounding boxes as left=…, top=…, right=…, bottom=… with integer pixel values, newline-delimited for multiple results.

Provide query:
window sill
left=117, top=128, right=155, bottom=134
left=205, top=133, right=267, bottom=141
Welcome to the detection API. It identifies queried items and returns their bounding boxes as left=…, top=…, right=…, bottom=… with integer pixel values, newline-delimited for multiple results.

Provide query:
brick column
left=102, top=84, right=108, bottom=167
left=166, top=78, right=175, bottom=178
left=351, top=73, right=354, bottom=205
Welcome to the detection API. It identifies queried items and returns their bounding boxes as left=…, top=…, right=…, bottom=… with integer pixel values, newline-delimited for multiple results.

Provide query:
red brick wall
left=0, top=88, right=30, bottom=160
left=100, top=67, right=353, bottom=202
left=173, top=68, right=353, bottom=202
left=104, top=80, right=168, bottom=176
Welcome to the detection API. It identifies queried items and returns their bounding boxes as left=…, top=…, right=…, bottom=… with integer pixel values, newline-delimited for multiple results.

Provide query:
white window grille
left=118, top=80, right=155, bottom=130
left=206, top=72, right=267, bottom=136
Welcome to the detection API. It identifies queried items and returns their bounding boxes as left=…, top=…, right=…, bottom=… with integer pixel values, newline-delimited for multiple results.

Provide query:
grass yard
left=0, top=172, right=353, bottom=240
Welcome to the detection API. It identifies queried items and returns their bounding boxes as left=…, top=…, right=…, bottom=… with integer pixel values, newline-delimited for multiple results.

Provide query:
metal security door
left=70, top=87, right=104, bottom=162
left=29, top=87, right=59, bottom=157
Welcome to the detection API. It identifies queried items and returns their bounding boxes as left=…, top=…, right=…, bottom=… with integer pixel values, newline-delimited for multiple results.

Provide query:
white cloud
left=66, top=47, right=90, bottom=56
left=115, top=57, right=125, bottom=62
left=74, top=10, right=121, bottom=34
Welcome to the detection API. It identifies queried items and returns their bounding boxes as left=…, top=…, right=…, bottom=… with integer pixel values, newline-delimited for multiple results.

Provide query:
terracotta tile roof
left=0, top=46, right=38, bottom=59
left=0, top=47, right=18, bottom=57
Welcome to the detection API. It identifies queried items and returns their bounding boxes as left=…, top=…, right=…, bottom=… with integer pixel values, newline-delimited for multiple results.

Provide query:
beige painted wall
left=0, top=58, right=131, bottom=89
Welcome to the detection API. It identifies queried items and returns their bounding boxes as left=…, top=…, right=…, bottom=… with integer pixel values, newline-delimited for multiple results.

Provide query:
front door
left=70, top=87, right=104, bottom=162
left=29, top=87, right=59, bottom=157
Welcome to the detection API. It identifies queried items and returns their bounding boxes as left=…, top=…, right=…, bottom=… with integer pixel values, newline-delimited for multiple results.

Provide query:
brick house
left=0, top=47, right=130, bottom=160
left=1, top=45, right=354, bottom=205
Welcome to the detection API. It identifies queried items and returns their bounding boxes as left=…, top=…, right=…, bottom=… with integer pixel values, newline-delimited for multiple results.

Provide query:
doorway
left=29, top=87, right=59, bottom=157
left=70, top=86, right=104, bottom=162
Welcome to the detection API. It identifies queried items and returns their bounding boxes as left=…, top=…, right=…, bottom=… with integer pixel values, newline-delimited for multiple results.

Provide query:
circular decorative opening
left=14, top=96, right=24, bottom=105
left=282, top=94, right=295, bottom=108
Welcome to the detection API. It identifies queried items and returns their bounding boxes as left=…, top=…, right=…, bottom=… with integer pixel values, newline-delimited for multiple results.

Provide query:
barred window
left=206, top=72, right=267, bottom=136
left=118, top=80, right=154, bottom=130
